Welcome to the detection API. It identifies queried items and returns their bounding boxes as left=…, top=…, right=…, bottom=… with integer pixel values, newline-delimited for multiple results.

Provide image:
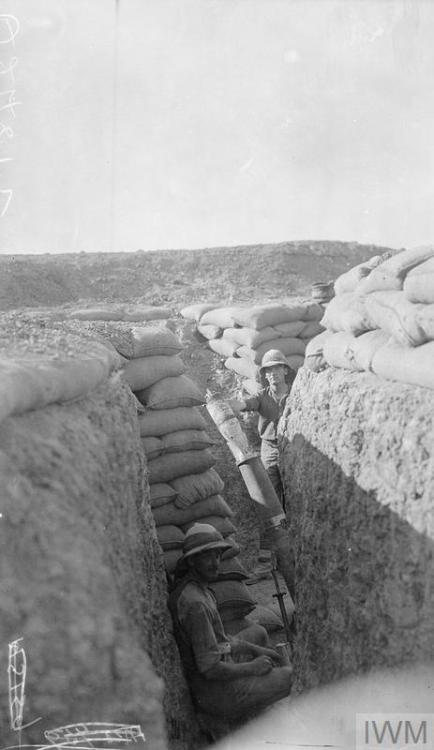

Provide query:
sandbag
left=148, top=449, right=215, bottom=484
left=163, top=549, right=182, bottom=574
left=247, top=605, right=284, bottom=633
left=133, top=394, right=146, bottom=414
left=224, top=357, right=260, bottom=380
left=140, top=374, right=205, bottom=409
left=356, top=246, right=434, bottom=295
left=321, top=292, right=373, bottom=335
left=237, top=337, right=306, bottom=365
left=200, top=306, right=245, bottom=328
left=197, top=323, right=223, bottom=340
left=350, top=330, right=390, bottom=372
left=282, top=297, right=324, bottom=321
left=0, top=343, right=121, bottom=424
left=122, top=305, right=173, bottom=322
left=304, top=330, right=333, bottom=373
left=122, top=327, right=183, bottom=359
left=242, top=379, right=262, bottom=396
left=232, top=301, right=309, bottom=330
left=221, top=536, right=240, bottom=560
left=417, top=304, right=434, bottom=342
left=210, top=580, right=256, bottom=621
left=286, top=354, right=305, bottom=370
left=150, top=483, right=178, bottom=509
left=152, top=494, right=233, bottom=527
left=208, top=337, right=240, bottom=358
left=138, top=406, right=208, bottom=437
left=216, top=557, right=249, bottom=581
left=156, top=524, right=185, bottom=550
left=141, top=436, right=163, bottom=459
left=123, top=355, right=185, bottom=392
left=365, top=291, right=426, bottom=346
left=222, top=326, right=279, bottom=349
left=334, top=255, right=384, bottom=296
left=67, top=305, right=125, bottom=321
left=161, top=429, right=215, bottom=454
left=323, top=331, right=361, bottom=371
left=172, top=468, right=225, bottom=507
left=272, top=320, right=306, bottom=337
left=403, top=257, right=434, bottom=304
left=371, top=339, right=434, bottom=391
left=299, top=320, right=324, bottom=339
left=180, top=303, right=219, bottom=322
left=181, top=515, right=237, bottom=537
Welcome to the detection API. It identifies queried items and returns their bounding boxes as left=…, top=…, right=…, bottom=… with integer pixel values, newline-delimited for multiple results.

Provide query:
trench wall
left=0, top=373, right=198, bottom=749
left=280, top=367, right=434, bottom=690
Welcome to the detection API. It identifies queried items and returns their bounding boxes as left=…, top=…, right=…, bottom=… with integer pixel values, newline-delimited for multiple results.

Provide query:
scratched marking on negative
left=4, top=722, right=146, bottom=750
left=0, top=14, right=21, bottom=217
left=4, top=638, right=146, bottom=750
left=4, top=723, right=146, bottom=750
left=8, top=638, right=27, bottom=732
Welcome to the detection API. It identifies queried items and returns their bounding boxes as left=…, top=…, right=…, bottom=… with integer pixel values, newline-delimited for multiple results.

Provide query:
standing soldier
left=228, top=349, right=295, bottom=581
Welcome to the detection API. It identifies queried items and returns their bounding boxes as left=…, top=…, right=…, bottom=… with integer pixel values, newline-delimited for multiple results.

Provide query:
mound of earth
left=0, top=240, right=397, bottom=311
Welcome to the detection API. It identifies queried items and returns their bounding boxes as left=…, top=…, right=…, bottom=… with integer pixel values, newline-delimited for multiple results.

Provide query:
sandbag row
left=333, top=245, right=434, bottom=300
left=305, top=247, right=434, bottom=390
left=306, top=328, right=434, bottom=391
left=181, top=298, right=324, bottom=331
left=0, top=339, right=122, bottom=424
left=321, top=290, right=434, bottom=348
left=67, top=303, right=173, bottom=322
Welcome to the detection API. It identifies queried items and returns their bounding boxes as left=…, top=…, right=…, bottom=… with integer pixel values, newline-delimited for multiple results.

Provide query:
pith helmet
left=259, top=349, right=292, bottom=373
left=181, top=523, right=232, bottom=560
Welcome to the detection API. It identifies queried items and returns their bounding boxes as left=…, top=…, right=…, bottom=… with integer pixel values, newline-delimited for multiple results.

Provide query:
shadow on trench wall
left=280, top=433, right=434, bottom=693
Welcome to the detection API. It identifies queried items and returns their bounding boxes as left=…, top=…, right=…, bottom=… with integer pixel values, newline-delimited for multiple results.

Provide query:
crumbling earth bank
left=0, top=376, right=198, bottom=749
left=280, top=367, right=434, bottom=691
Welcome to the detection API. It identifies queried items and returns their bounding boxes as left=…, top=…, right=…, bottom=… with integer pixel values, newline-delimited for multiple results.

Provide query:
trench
left=1, top=313, right=433, bottom=750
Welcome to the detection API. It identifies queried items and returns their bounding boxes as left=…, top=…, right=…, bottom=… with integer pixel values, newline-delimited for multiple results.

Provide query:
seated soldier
left=169, top=523, right=292, bottom=728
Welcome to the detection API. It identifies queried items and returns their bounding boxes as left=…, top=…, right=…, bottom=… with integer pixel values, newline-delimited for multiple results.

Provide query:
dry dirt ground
left=0, top=240, right=394, bottom=311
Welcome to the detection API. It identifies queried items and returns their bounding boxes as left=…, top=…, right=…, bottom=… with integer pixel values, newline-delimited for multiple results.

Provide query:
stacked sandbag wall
left=306, top=246, right=434, bottom=390
left=119, top=322, right=262, bottom=635
left=181, top=299, right=324, bottom=396
left=279, top=361, right=434, bottom=692
left=0, top=322, right=202, bottom=749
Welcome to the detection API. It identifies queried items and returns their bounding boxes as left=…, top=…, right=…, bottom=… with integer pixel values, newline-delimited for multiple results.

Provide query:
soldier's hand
left=251, top=655, right=273, bottom=675
left=259, top=646, right=281, bottom=664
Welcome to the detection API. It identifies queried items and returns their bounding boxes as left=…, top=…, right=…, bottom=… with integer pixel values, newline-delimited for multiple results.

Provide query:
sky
left=1, top=0, right=434, bottom=254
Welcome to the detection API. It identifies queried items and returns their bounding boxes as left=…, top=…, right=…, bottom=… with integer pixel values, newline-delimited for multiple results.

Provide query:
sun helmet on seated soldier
left=181, top=523, right=232, bottom=561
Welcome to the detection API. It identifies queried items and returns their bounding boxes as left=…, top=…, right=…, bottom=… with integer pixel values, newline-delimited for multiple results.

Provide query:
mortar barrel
left=206, top=398, right=295, bottom=595
left=237, top=455, right=283, bottom=515
left=206, top=399, right=257, bottom=463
